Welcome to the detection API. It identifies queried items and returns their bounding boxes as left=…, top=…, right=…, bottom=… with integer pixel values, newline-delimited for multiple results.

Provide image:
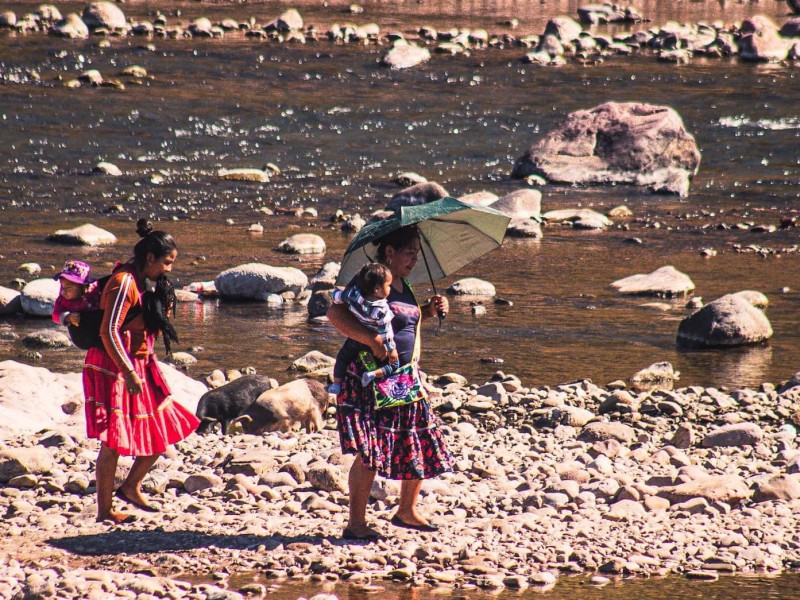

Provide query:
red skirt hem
left=83, top=348, right=199, bottom=456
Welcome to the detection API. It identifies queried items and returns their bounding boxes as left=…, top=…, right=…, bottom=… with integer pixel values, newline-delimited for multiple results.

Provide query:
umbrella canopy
left=336, top=197, right=511, bottom=287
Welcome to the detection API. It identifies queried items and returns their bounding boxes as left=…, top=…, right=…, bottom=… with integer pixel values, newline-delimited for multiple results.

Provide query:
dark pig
left=232, top=379, right=329, bottom=435
left=195, top=375, right=275, bottom=434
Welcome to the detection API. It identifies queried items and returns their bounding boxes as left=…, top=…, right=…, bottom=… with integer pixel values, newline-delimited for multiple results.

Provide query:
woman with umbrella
left=328, top=225, right=454, bottom=539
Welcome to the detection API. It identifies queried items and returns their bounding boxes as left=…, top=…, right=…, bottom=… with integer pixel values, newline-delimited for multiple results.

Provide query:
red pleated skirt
left=82, top=347, right=199, bottom=456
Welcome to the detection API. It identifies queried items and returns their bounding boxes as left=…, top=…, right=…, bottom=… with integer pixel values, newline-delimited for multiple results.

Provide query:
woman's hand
left=427, top=294, right=448, bottom=319
left=124, top=370, right=143, bottom=395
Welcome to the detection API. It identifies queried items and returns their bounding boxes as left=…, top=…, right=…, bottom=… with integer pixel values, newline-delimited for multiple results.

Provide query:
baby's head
left=356, top=263, right=392, bottom=300
left=54, top=260, right=93, bottom=300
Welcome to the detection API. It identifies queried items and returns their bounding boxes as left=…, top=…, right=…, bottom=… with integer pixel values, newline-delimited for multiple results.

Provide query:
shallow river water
left=1, top=2, right=800, bottom=595
left=2, top=0, right=799, bottom=390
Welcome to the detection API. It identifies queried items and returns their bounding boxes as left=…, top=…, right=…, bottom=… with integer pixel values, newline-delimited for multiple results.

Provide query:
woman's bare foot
left=97, top=510, right=136, bottom=524
left=115, top=486, right=158, bottom=512
left=342, top=523, right=383, bottom=540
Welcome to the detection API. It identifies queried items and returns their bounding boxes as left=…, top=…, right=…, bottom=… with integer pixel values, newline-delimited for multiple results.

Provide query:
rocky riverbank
left=1, top=359, right=800, bottom=598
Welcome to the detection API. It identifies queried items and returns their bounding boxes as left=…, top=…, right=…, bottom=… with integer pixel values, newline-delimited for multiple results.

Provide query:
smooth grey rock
left=0, top=447, right=54, bottom=482
left=459, top=191, right=499, bottom=207
left=277, top=234, right=326, bottom=255
left=751, top=474, right=800, bottom=502
left=93, top=161, right=122, bottom=176
left=0, top=286, right=22, bottom=315
left=22, top=330, right=73, bottom=349
left=578, top=421, right=636, bottom=443
left=184, top=473, right=223, bottom=493
left=701, top=423, right=764, bottom=448
left=657, top=474, right=752, bottom=505
left=543, top=208, right=611, bottom=230
left=20, top=279, right=59, bottom=317
left=543, top=15, right=583, bottom=42
left=780, top=17, right=800, bottom=37
left=82, top=1, right=127, bottom=30
left=382, top=44, right=431, bottom=69
left=267, top=8, right=303, bottom=32
left=739, top=15, right=790, bottom=62
left=49, top=13, right=89, bottom=38
left=512, top=102, right=701, bottom=197
left=447, top=278, right=496, bottom=296
left=214, top=263, right=308, bottom=301
left=677, top=294, right=773, bottom=348
left=290, top=350, right=335, bottom=374
left=387, top=182, right=448, bottom=209
left=611, top=265, right=695, bottom=297
left=47, top=223, right=117, bottom=246
left=0, top=11, right=16, bottom=27
left=392, top=172, right=427, bottom=187
left=492, top=189, right=542, bottom=219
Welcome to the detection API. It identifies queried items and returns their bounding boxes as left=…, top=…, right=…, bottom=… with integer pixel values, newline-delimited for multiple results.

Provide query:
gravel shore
left=2, top=362, right=800, bottom=598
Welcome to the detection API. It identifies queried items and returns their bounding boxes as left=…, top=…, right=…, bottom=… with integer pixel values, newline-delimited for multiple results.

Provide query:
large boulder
left=676, top=294, right=773, bottom=348
left=543, top=16, right=583, bottom=43
left=779, top=17, right=800, bottom=37
left=0, top=287, right=22, bottom=315
left=382, top=44, right=431, bottom=69
left=492, top=189, right=542, bottom=220
left=738, top=15, right=790, bottom=62
left=0, top=447, right=54, bottom=482
left=214, top=263, right=308, bottom=301
left=387, top=182, right=449, bottom=210
left=47, top=223, right=117, bottom=246
left=266, top=9, right=303, bottom=32
left=81, top=1, right=127, bottom=30
left=0, top=360, right=204, bottom=439
left=20, top=279, right=59, bottom=317
left=610, top=265, right=695, bottom=297
left=49, top=13, right=89, bottom=38
left=511, top=102, right=701, bottom=197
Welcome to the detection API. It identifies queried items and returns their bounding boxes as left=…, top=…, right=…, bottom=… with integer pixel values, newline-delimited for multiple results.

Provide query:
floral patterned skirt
left=336, top=359, right=453, bottom=480
left=83, top=347, right=199, bottom=456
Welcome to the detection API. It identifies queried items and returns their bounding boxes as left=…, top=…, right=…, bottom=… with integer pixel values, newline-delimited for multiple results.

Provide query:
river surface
left=2, top=0, right=799, bottom=390
left=257, top=572, right=800, bottom=599
left=2, top=1, right=800, bottom=598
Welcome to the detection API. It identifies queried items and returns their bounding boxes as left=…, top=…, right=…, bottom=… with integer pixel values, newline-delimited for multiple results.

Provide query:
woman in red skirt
left=83, top=218, right=199, bottom=523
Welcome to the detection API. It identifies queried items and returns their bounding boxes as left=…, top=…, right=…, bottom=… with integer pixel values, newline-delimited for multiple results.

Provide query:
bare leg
left=396, top=479, right=429, bottom=526
left=345, top=456, right=379, bottom=537
left=96, top=444, right=131, bottom=523
left=118, top=454, right=160, bottom=506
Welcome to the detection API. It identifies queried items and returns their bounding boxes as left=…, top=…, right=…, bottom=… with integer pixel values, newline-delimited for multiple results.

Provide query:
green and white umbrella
left=336, top=197, right=511, bottom=289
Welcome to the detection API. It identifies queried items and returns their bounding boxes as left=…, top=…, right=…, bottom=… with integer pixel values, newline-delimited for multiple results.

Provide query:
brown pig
left=231, top=378, right=329, bottom=435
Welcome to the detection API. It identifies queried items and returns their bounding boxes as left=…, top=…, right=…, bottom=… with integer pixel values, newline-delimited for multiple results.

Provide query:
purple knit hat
left=54, top=260, right=94, bottom=285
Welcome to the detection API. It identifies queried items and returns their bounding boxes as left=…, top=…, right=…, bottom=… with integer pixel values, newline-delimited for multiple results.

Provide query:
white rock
left=20, top=279, right=59, bottom=316
left=48, top=223, right=117, bottom=246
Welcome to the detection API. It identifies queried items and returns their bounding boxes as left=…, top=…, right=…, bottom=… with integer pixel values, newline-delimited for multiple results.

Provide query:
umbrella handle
left=419, top=242, right=446, bottom=326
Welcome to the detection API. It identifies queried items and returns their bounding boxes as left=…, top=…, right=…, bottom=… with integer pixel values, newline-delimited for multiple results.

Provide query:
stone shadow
left=48, top=530, right=364, bottom=556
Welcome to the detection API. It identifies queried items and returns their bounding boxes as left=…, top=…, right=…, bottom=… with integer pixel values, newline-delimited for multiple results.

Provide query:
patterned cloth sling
left=358, top=279, right=427, bottom=410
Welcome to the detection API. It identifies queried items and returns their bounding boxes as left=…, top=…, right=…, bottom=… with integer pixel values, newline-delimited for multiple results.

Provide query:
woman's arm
left=99, top=273, right=143, bottom=394
left=327, top=302, right=389, bottom=360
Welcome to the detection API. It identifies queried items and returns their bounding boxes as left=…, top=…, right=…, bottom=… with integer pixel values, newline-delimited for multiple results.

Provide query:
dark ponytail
left=132, top=218, right=177, bottom=270
left=133, top=218, right=179, bottom=355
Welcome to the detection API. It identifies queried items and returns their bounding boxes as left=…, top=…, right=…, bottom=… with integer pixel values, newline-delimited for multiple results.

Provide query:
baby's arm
left=375, top=308, right=398, bottom=365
